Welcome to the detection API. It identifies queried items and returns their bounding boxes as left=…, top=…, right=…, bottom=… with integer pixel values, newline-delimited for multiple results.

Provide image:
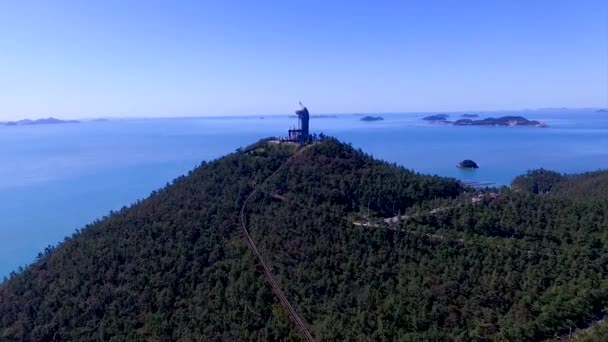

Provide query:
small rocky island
left=3, top=117, right=80, bottom=126
left=461, top=114, right=479, bottom=118
left=360, top=115, right=384, bottom=122
left=423, top=114, right=449, bottom=122
left=457, top=159, right=479, bottom=169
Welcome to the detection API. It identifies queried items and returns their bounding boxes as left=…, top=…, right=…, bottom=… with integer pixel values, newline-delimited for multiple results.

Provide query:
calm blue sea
left=1, top=110, right=607, bottom=277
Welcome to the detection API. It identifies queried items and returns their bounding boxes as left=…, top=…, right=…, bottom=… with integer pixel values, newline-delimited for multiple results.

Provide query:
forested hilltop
left=1, top=138, right=607, bottom=341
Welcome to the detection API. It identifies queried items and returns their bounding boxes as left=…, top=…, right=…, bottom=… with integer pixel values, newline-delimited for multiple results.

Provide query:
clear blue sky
left=0, top=0, right=606, bottom=119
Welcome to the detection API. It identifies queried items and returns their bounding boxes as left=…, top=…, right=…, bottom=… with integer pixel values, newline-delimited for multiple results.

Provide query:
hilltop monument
left=288, top=101, right=310, bottom=142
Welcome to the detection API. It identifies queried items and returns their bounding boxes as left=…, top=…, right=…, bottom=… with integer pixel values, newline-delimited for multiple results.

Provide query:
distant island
left=360, top=115, right=384, bottom=122
left=457, top=159, right=479, bottom=169
left=597, top=109, right=607, bottom=113
left=422, top=114, right=449, bottom=121
left=461, top=114, right=479, bottom=118
left=453, top=116, right=546, bottom=127
left=422, top=115, right=546, bottom=127
left=3, top=117, right=80, bottom=126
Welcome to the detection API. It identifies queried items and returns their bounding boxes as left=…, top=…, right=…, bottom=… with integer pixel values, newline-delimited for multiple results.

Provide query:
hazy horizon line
left=1, top=106, right=605, bottom=122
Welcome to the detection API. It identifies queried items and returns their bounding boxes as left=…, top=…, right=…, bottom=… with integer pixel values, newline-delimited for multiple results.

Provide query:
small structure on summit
left=288, top=101, right=310, bottom=142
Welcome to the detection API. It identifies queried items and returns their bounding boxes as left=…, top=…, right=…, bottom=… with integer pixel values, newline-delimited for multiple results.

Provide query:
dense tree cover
left=1, top=138, right=606, bottom=341
left=245, top=149, right=608, bottom=341
left=0, top=141, right=301, bottom=341
left=512, top=168, right=608, bottom=200
left=400, top=194, right=608, bottom=339
left=511, top=169, right=566, bottom=194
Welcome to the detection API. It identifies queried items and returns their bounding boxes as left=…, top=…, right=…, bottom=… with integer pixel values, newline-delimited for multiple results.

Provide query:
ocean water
left=1, top=111, right=607, bottom=277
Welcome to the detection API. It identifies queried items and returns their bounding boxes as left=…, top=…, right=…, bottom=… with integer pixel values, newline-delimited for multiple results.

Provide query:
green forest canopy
left=1, top=138, right=607, bottom=341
